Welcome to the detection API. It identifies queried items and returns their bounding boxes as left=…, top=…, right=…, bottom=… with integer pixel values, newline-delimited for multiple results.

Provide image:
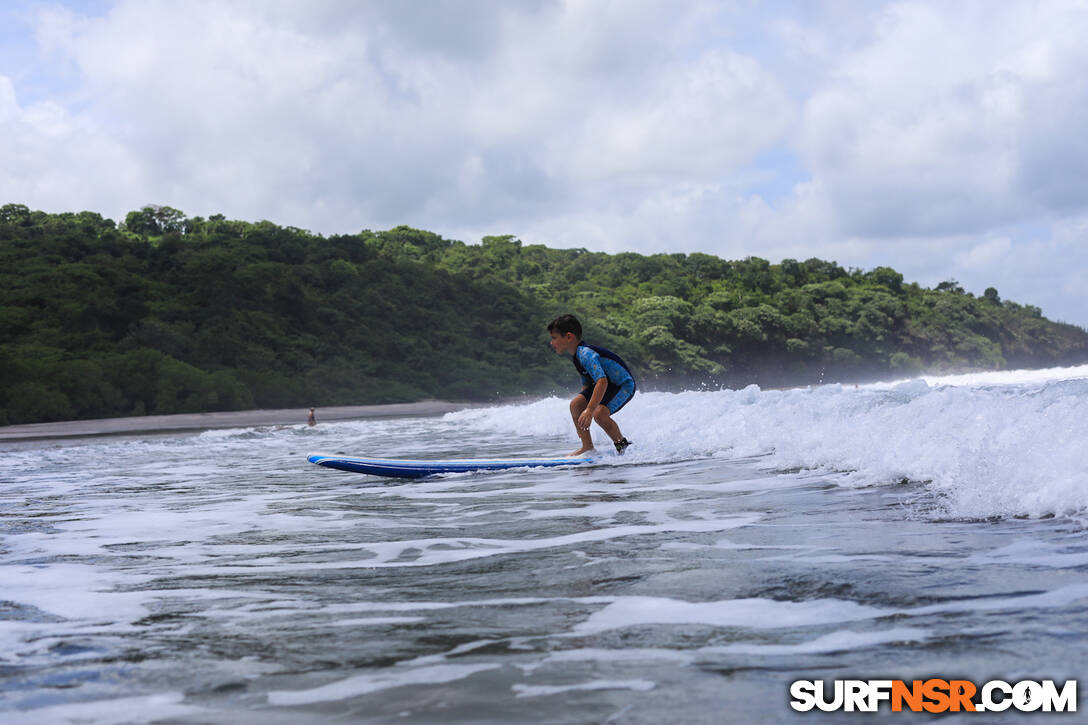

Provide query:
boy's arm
left=577, top=376, right=609, bottom=429
left=579, top=347, right=607, bottom=383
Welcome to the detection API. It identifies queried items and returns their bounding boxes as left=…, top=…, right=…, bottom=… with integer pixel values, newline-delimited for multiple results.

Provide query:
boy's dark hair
left=547, top=314, right=582, bottom=339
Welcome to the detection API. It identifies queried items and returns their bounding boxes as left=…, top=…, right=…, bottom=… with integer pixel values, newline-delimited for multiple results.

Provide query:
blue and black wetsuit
left=573, top=342, right=636, bottom=414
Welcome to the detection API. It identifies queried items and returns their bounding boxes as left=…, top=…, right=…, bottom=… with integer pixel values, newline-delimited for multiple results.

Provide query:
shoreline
left=0, top=401, right=482, bottom=442
left=8, top=362, right=1087, bottom=444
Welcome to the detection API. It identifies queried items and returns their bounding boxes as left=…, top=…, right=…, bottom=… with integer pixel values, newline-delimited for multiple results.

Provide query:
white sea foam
left=1, top=693, right=205, bottom=725
left=266, top=663, right=501, bottom=705
left=513, top=679, right=656, bottom=697
left=699, top=627, right=929, bottom=655
left=563, top=586, right=1088, bottom=640
left=446, top=365, right=1088, bottom=520
left=304, top=616, right=426, bottom=627
left=527, top=628, right=928, bottom=666
left=912, top=582, right=1088, bottom=615
left=883, top=364, right=1088, bottom=389
left=572, top=595, right=889, bottom=635
left=966, top=539, right=1088, bottom=568
left=529, top=647, right=696, bottom=668
left=102, top=514, right=761, bottom=577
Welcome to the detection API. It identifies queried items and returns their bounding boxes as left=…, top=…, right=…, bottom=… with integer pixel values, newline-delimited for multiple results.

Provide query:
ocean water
left=2, top=366, right=1088, bottom=723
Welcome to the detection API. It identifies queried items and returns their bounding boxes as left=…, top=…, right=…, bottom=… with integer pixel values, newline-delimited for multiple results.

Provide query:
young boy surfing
left=547, top=314, right=635, bottom=457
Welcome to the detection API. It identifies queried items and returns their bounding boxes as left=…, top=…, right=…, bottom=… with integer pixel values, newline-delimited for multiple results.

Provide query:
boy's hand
left=577, top=405, right=596, bottom=430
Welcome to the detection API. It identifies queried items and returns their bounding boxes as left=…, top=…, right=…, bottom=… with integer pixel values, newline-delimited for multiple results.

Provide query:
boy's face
left=549, top=330, right=579, bottom=355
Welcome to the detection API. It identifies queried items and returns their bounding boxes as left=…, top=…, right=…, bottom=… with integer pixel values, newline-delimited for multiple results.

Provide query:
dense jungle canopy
left=2, top=203, right=1087, bottom=425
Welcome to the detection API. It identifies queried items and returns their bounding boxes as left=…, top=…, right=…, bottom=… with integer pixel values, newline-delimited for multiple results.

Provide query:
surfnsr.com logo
left=790, top=679, right=1077, bottom=713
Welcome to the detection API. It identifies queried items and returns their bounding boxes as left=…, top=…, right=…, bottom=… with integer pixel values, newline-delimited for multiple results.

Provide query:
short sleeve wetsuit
left=573, top=342, right=636, bottom=414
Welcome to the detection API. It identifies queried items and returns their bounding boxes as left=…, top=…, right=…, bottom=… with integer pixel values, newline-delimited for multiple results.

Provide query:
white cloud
left=553, top=49, right=793, bottom=183
left=954, top=237, right=1013, bottom=271
left=799, top=0, right=1088, bottom=240
left=9, top=1, right=794, bottom=230
left=2, top=0, right=1088, bottom=326
left=0, top=72, right=143, bottom=212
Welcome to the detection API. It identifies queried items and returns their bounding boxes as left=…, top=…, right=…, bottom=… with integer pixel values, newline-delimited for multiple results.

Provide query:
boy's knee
left=593, top=406, right=611, bottom=423
left=570, top=396, right=587, bottom=413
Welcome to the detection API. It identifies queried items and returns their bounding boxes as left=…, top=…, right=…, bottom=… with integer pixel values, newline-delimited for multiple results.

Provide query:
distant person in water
left=547, top=314, right=634, bottom=457
left=308, top=408, right=316, bottom=426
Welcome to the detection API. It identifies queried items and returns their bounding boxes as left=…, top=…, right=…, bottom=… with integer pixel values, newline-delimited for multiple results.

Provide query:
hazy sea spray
left=445, top=365, right=1088, bottom=521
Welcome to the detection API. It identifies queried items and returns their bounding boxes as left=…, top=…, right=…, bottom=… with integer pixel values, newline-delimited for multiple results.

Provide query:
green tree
left=3, top=203, right=1086, bottom=424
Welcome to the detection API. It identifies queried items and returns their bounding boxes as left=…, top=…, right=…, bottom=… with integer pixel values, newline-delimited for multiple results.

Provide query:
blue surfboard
left=307, top=453, right=595, bottom=479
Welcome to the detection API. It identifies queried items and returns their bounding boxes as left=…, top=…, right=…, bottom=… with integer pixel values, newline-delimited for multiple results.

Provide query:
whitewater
left=2, top=365, right=1087, bottom=723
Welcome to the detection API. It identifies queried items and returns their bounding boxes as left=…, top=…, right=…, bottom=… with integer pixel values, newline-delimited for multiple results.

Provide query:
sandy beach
left=0, top=401, right=479, bottom=442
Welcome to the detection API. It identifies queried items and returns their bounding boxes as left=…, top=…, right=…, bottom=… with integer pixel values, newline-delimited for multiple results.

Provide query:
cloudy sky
left=2, top=0, right=1087, bottom=327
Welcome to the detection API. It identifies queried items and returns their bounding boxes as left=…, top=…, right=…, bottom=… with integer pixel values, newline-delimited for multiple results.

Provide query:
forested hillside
left=3, top=203, right=1086, bottom=425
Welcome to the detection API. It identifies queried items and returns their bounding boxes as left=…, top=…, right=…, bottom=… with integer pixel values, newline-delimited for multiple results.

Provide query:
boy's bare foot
left=568, top=446, right=595, bottom=457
